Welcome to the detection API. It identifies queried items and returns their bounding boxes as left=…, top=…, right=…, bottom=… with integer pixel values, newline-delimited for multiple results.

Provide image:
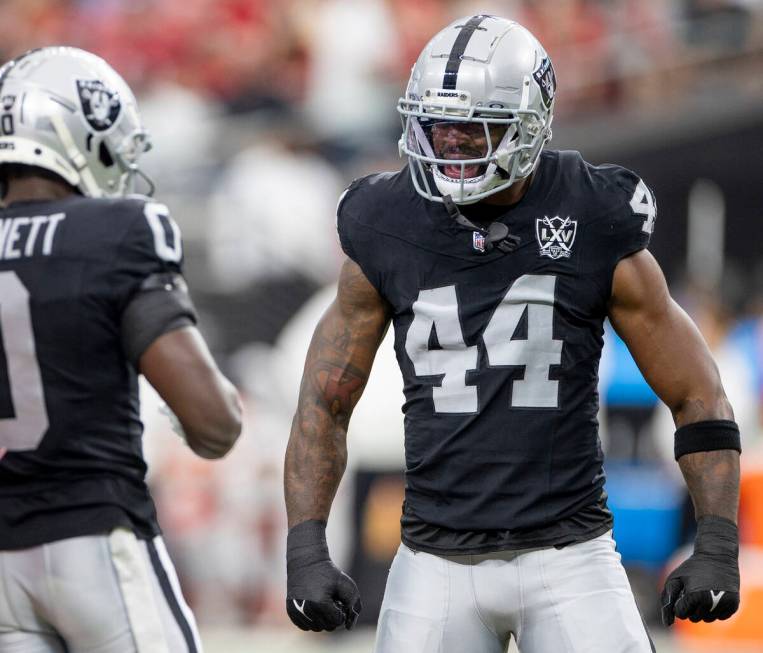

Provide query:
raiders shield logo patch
left=76, top=79, right=121, bottom=132
left=533, top=57, right=556, bottom=109
left=536, top=216, right=577, bottom=259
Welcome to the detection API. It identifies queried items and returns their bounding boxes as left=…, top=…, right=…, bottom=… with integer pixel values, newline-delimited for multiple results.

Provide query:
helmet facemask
left=398, top=95, right=550, bottom=205
left=104, top=121, right=154, bottom=197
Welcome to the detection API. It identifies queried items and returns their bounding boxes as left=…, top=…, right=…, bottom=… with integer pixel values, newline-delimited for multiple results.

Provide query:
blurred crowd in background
left=2, top=0, right=761, bottom=117
left=3, top=0, right=763, bottom=648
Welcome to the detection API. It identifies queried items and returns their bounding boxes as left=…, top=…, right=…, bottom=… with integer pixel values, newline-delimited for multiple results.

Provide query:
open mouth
left=440, top=154, right=484, bottom=179
left=427, top=120, right=502, bottom=180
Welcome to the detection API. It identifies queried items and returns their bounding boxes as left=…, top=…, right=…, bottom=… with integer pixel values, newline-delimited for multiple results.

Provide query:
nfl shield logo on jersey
left=472, top=231, right=486, bottom=252
left=76, top=80, right=121, bottom=132
left=535, top=216, right=577, bottom=259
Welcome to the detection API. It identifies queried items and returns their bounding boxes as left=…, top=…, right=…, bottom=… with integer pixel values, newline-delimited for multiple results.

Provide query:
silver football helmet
left=0, top=46, right=152, bottom=198
left=398, top=16, right=556, bottom=204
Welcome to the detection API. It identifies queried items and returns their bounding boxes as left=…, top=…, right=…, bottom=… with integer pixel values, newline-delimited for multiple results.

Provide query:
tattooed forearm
left=679, top=449, right=740, bottom=523
left=673, top=396, right=734, bottom=427
left=305, top=323, right=367, bottom=418
left=673, top=389, right=737, bottom=524
left=673, top=395, right=737, bottom=523
left=285, top=259, right=391, bottom=528
left=309, top=360, right=365, bottom=417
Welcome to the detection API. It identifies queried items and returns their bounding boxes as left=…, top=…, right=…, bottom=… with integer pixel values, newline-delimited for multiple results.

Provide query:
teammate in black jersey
left=284, top=16, right=741, bottom=653
left=0, top=48, right=241, bottom=652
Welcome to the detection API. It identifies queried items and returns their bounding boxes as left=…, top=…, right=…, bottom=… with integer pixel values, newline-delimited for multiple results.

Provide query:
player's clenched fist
left=661, top=516, right=740, bottom=626
left=286, top=520, right=362, bottom=632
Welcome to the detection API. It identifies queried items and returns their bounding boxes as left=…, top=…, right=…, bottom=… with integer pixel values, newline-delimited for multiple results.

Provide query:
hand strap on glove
left=287, top=519, right=330, bottom=564
left=694, top=515, right=739, bottom=558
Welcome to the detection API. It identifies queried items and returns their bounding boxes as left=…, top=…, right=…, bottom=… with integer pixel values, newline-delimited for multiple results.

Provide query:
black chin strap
left=442, top=195, right=520, bottom=254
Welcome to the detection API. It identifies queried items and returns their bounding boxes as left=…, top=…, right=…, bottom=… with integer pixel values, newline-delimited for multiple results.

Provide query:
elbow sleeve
left=121, top=273, right=198, bottom=367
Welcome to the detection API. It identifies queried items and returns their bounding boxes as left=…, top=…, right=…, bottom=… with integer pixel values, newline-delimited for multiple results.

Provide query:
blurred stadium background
left=3, top=0, right=763, bottom=651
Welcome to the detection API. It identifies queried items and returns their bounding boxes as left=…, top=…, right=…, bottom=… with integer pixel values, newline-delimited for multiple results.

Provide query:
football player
left=283, top=15, right=741, bottom=653
left=0, top=47, right=242, bottom=652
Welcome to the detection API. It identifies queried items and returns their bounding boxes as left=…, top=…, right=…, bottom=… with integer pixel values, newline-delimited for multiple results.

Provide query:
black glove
left=661, top=516, right=740, bottom=626
left=286, top=520, right=362, bottom=632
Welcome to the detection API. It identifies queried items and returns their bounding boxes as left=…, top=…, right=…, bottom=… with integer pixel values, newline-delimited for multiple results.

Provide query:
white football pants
left=0, top=529, right=202, bottom=653
left=374, top=531, right=654, bottom=653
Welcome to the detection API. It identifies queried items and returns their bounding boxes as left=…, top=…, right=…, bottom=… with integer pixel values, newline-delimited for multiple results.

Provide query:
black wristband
left=674, top=420, right=741, bottom=460
left=695, top=516, right=739, bottom=557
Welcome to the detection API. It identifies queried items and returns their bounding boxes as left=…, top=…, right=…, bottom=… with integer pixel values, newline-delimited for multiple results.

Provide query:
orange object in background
left=739, top=456, right=763, bottom=547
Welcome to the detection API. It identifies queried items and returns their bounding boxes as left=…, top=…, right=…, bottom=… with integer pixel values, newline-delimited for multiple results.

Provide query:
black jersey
left=337, top=150, right=657, bottom=554
left=0, top=195, right=186, bottom=549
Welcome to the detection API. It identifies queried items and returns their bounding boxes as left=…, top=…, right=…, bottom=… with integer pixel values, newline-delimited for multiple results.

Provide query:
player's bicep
left=299, top=257, right=391, bottom=420
left=139, top=326, right=219, bottom=398
left=607, top=250, right=730, bottom=424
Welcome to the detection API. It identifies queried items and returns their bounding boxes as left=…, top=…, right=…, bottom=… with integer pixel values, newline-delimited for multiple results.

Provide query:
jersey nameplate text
left=0, top=212, right=65, bottom=260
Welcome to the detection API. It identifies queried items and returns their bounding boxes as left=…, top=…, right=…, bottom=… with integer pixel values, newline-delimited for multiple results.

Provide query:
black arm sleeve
left=121, top=273, right=198, bottom=367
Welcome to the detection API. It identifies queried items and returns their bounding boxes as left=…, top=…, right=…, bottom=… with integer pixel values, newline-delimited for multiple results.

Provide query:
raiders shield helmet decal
left=533, top=57, right=556, bottom=109
left=536, top=216, right=577, bottom=259
left=76, top=79, right=121, bottom=132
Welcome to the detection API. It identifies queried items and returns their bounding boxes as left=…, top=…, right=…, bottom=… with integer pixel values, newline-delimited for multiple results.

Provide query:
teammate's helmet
left=398, top=16, right=556, bottom=204
left=0, top=47, right=152, bottom=198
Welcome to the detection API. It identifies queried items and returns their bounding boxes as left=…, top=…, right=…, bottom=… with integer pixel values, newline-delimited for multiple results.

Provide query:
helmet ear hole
left=98, top=141, right=114, bottom=168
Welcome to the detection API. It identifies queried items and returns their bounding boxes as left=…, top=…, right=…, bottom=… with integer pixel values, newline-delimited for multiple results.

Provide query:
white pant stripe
left=108, top=529, right=170, bottom=653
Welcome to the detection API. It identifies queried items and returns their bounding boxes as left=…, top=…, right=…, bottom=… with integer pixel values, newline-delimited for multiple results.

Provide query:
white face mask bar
left=409, top=118, right=510, bottom=200
left=113, top=130, right=154, bottom=197
left=398, top=96, right=549, bottom=204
